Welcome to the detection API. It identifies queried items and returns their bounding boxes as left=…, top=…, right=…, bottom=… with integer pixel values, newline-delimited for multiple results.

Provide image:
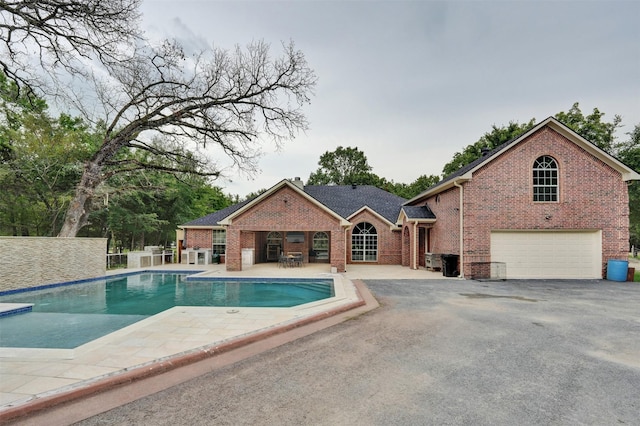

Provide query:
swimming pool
left=0, top=272, right=334, bottom=349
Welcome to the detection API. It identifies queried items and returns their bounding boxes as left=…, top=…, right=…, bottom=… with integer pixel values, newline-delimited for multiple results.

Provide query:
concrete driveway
left=27, top=278, right=640, bottom=425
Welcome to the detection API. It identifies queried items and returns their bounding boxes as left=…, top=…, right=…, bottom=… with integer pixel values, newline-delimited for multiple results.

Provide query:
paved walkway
left=0, top=264, right=448, bottom=422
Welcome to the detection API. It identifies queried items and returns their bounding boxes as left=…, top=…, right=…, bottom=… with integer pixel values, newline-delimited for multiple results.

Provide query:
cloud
left=140, top=0, right=640, bottom=197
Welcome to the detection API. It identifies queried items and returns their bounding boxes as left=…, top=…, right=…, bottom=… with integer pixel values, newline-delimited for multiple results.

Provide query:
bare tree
left=58, top=39, right=317, bottom=236
left=0, top=0, right=141, bottom=96
left=1, top=2, right=316, bottom=237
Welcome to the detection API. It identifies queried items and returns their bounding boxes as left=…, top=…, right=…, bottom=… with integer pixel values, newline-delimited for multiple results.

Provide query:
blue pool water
left=0, top=272, right=333, bottom=349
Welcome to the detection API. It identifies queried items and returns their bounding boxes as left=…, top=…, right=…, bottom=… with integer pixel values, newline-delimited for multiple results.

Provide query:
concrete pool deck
left=0, top=264, right=448, bottom=422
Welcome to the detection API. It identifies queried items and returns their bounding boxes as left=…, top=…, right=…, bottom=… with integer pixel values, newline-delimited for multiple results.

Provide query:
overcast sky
left=140, top=0, right=640, bottom=198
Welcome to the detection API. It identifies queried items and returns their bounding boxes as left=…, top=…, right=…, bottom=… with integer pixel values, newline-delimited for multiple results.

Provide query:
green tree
left=82, top=167, right=234, bottom=251
left=306, top=147, right=439, bottom=198
left=0, top=74, right=237, bottom=241
left=307, top=146, right=380, bottom=186
left=0, top=75, right=98, bottom=235
left=615, top=124, right=640, bottom=248
left=243, top=189, right=268, bottom=201
left=383, top=174, right=441, bottom=199
left=442, top=103, right=623, bottom=177
left=555, top=102, right=622, bottom=152
left=442, top=119, right=536, bottom=176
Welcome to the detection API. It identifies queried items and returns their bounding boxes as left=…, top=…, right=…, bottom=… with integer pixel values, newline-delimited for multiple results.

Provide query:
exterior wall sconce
left=545, top=214, right=552, bottom=220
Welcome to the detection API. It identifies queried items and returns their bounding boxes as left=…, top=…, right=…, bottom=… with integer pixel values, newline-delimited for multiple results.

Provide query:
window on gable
left=533, top=155, right=558, bottom=202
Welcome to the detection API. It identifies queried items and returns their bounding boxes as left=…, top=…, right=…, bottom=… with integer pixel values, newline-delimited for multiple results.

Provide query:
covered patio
left=251, top=230, right=331, bottom=265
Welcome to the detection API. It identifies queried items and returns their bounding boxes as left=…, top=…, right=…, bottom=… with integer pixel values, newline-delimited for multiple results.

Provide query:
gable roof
left=182, top=181, right=408, bottom=228
left=400, top=205, right=436, bottom=222
left=217, top=179, right=351, bottom=226
left=304, top=185, right=407, bottom=225
left=181, top=198, right=253, bottom=228
left=405, top=116, right=640, bottom=205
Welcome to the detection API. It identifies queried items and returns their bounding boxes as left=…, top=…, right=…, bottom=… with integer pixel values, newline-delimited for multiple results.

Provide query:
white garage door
left=490, top=230, right=602, bottom=279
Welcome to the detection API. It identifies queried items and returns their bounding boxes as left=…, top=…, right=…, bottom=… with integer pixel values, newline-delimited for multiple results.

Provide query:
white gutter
left=453, top=180, right=465, bottom=279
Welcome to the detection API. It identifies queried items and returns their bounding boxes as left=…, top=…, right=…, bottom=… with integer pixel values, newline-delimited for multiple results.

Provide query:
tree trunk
left=58, top=160, right=103, bottom=237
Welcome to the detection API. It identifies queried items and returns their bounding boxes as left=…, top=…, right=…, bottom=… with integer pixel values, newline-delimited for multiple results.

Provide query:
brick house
left=180, top=179, right=407, bottom=272
left=181, top=117, right=639, bottom=278
left=404, top=117, right=639, bottom=278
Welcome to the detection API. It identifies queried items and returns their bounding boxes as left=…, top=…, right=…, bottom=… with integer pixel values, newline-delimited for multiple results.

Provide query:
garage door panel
left=490, top=231, right=601, bottom=279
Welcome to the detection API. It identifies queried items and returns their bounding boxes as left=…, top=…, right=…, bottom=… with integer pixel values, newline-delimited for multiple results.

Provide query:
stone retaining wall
left=0, top=237, right=107, bottom=292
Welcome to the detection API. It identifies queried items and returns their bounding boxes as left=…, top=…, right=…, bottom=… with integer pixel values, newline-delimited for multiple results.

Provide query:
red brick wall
left=402, top=226, right=410, bottom=267
left=225, top=228, right=241, bottom=271
left=417, top=187, right=461, bottom=257
left=461, top=127, right=629, bottom=275
left=184, top=229, right=212, bottom=250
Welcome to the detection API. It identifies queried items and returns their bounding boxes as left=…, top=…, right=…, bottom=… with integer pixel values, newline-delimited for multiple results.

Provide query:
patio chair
left=278, top=253, right=288, bottom=268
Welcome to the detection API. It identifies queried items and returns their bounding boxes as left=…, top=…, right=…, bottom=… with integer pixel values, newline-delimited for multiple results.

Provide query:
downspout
left=413, top=221, right=418, bottom=270
left=453, top=180, right=465, bottom=279
left=343, top=226, right=349, bottom=273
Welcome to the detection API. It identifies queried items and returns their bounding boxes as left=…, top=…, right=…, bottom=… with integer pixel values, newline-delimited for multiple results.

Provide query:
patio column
left=225, top=228, right=242, bottom=271
left=330, top=228, right=346, bottom=272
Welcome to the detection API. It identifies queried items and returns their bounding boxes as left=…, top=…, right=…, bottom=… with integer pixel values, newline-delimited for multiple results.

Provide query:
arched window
left=533, top=155, right=558, bottom=202
left=266, top=231, right=283, bottom=261
left=267, top=232, right=282, bottom=244
left=352, top=222, right=378, bottom=262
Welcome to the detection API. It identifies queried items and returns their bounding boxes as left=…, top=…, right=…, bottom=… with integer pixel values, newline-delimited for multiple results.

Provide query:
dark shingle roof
left=181, top=198, right=253, bottom=227
left=304, top=185, right=407, bottom=224
left=402, top=205, right=436, bottom=220
left=181, top=184, right=408, bottom=227
left=436, top=140, right=515, bottom=189
left=408, top=131, right=529, bottom=203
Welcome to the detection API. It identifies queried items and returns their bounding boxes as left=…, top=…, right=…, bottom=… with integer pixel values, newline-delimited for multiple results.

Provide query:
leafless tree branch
left=0, top=0, right=141, bottom=97
left=58, top=39, right=316, bottom=236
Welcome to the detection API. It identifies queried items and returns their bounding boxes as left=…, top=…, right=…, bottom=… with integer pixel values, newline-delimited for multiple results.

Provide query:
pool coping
left=0, top=277, right=377, bottom=424
left=0, top=303, right=33, bottom=317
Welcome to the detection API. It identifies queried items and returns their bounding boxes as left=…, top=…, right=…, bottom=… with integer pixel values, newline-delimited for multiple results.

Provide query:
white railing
left=106, top=253, right=128, bottom=270
left=106, top=250, right=175, bottom=270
